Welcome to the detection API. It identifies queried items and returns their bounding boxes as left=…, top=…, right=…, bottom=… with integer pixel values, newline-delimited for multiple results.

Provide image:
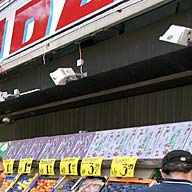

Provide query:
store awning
left=0, top=45, right=192, bottom=120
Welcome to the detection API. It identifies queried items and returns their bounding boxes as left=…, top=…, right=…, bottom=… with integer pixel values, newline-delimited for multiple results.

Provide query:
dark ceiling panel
left=0, top=46, right=192, bottom=120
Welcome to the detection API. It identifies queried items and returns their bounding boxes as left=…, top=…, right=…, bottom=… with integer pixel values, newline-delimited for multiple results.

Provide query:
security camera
left=13, top=89, right=20, bottom=97
left=159, top=25, right=192, bottom=46
left=49, top=68, right=77, bottom=85
left=0, top=91, right=8, bottom=102
left=2, top=117, right=11, bottom=124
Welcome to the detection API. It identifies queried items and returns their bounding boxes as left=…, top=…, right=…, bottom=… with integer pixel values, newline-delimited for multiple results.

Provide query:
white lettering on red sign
left=0, top=0, right=120, bottom=62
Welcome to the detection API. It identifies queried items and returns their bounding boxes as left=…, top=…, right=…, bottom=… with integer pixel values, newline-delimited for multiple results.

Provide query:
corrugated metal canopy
left=0, top=0, right=192, bottom=121
left=0, top=45, right=192, bottom=120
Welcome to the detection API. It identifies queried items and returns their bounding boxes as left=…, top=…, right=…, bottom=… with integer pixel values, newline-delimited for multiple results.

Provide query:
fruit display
left=102, top=183, right=149, bottom=192
left=0, top=175, right=15, bottom=192
left=55, top=176, right=82, bottom=192
left=101, top=177, right=153, bottom=192
left=8, top=174, right=38, bottom=192
left=9, top=177, right=32, bottom=191
left=56, top=178, right=78, bottom=191
left=29, top=178, right=57, bottom=192
left=4, top=174, right=39, bottom=192
left=75, top=177, right=106, bottom=192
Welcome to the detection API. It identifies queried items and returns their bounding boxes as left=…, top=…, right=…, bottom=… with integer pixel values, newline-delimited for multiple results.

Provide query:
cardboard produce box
left=74, top=177, right=107, bottom=192
left=54, top=176, right=82, bottom=192
left=6, top=174, right=39, bottom=192
left=0, top=175, right=15, bottom=192
left=28, top=176, right=58, bottom=192
left=101, top=177, right=155, bottom=192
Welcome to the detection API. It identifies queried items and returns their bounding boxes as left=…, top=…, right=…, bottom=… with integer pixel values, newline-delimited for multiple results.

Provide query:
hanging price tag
left=60, top=157, right=79, bottom=175
left=110, top=156, right=138, bottom=177
left=3, top=159, right=15, bottom=174
left=80, top=157, right=103, bottom=176
left=39, top=159, right=56, bottom=175
left=18, top=158, right=33, bottom=174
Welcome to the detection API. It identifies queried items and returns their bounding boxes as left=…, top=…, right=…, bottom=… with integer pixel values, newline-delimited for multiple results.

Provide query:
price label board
left=39, top=159, right=56, bottom=175
left=18, top=158, right=33, bottom=174
left=80, top=157, right=103, bottom=176
left=110, top=156, right=138, bottom=177
left=60, top=157, right=79, bottom=175
left=3, top=159, right=15, bottom=174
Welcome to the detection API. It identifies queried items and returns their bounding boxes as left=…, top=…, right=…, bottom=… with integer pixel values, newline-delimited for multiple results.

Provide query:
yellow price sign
left=110, top=156, right=138, bottom=177
left=18, top=158, right=33, bottom=174
left=39, top=159, right=56, bottom=175
left=3, top=159, right=15, bottom=174
left=60, top=158, right=79, bottom=175
left=80, top=157, right=103, bottom=176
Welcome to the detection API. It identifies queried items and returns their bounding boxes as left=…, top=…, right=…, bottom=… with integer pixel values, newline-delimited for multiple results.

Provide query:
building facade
left=0, top=0, right=192, bottom=141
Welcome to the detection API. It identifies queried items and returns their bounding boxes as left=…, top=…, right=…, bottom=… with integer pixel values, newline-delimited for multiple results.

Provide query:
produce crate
left=0, top=175, right=15, bottom=192
left=6, top=174, right=38, bottom=192
left=54, top=175, right=82, bottom=192
left=101, top=177, right=155, bottom=192
left=74, top=177, right=107, bottom=192
left=28, top=176, right=58, bottom=192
